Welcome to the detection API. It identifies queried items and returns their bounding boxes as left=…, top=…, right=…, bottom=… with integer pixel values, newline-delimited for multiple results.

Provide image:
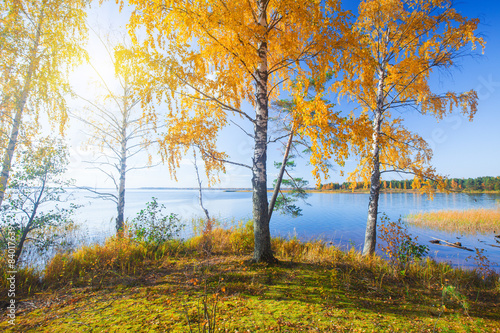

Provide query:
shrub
left=442, top=285, right=470, bottom=315
left=130, top=197, right=185, bottom=245
left=0, top=138, right=80, bottom=266
left=191, top=217, right=218, bottom=255
left=378, top=214, right=428, bottom=269
left=466, top=247, right=498, bottom=280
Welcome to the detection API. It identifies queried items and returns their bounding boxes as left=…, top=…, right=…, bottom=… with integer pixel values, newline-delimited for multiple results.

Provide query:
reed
left=43, top=232, right=188, bottom=289
left=0, top=256, right=42, bottom=298
left=407, top=207, right=500, bottom=234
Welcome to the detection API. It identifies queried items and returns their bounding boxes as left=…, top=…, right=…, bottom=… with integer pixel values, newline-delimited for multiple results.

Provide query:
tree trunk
left=116, top=91, right=129, bottom=234
left=0, top=107, right=23, bottom=207
left=116, top=142, right=126, bottom=234
left=251, top=0, right=275, bottom=263
left=268, top=129, right=294, bottom=222
left=14, top=227, right=29, bottom=266
left=193, top=151, right=210, bottom=221
left=193, top=150, right=212, bottom=254
left=0, top=13, right=43, bottom=208
left=14, top=178, right=45, bottom=265
left=362, top=66, right=386, bottom=256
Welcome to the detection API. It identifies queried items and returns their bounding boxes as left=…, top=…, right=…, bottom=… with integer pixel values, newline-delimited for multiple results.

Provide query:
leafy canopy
left=336, top=0, right=485, bottom=190
left=0, top=0, right=89, bottom=135
left=0, top=138, right=80, bottom=262
left=117, top=0, right=349, bottom=182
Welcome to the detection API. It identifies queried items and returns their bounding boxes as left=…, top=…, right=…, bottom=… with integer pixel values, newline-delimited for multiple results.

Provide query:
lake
left=71, top=189, right=500, bottom=271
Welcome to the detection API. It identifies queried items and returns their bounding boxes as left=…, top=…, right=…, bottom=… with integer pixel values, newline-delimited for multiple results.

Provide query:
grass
left=407, top=207, right=500, bottom=234
left=1, top=220, right=499, bottom=332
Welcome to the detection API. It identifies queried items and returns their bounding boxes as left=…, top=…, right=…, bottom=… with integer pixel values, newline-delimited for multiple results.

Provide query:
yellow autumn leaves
left=118, top=0, right=350, bottom=186
left=336, top=0, right=484, bottom=195
left=0, top=0, right=89, bottom=205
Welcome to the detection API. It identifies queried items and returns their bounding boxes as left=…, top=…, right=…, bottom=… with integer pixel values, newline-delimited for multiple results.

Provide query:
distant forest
left=319, top=176, right=500, bottom=192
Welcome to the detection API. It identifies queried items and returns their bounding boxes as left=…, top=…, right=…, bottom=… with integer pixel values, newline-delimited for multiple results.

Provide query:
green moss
left=2, top=254, right=499, bottom=332
left=1, top=226, right=498, bottom=332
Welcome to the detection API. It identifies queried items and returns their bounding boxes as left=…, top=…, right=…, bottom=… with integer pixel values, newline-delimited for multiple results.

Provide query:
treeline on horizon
left=319, top=176, right=500, bottom=192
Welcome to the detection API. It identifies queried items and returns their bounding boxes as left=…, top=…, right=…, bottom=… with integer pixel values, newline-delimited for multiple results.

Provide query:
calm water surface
left=72, top=189, right=500, bottom=271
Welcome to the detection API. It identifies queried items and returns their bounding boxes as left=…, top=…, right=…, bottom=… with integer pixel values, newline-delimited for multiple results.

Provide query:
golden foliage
left=0, top=0, right=89, bottom=134
left=338, top=0, right=484, bottom=114
left=117, top=0, right=348, bottom=183
left=0, top=0, right=88, bottom=201
left=290, top=77, right=352, bottom=184
left=336, top=0, right=484, bottom=193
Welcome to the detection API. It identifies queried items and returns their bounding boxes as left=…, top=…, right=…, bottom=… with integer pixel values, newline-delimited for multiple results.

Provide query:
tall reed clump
left=271, top=237, right=343, bottom=263
left=0, top=256, right=43, bottom=298
left=44, top=228, right=187, bottom=289
left=44, top=235, right=147, bottom=288
left=407, top=207, right=500, bottom=234
left=188, top=219, right=254, bottom=255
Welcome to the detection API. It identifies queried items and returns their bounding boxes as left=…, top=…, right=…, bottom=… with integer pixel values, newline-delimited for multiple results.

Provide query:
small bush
left=191, top=217, right=218, bottom=255
left=378, top=214, right=428, bottom=269
left=466, top=247, right=498, bottom=280
left=130, top=197, right=185, bottom=245
left=442, top=285, right=470, bottom=315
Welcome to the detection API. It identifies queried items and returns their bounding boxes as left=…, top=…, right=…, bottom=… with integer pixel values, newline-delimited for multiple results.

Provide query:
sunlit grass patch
left=407, top=208, right=500, bottom=234
left=2, top=218, right=500, bottom=332
left=3, top=253, right=500, bottom=332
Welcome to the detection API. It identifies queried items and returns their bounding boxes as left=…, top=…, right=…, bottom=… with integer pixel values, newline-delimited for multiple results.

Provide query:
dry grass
left=2, top=217, right=500, bottom=332
left=3, top=246, right=500, bottom=332
left=407, top=207, right=500, bottom=234
left=2, top=217, right=499, bottom=305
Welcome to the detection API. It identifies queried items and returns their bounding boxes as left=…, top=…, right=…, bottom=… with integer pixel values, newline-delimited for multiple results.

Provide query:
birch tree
left=336, top=0, right=485, bottom=255
left=0, top=0, right=89, bottom=207
left=119, top=0, right=348, bottom=263
left=74, top=35, right=156, bottom=234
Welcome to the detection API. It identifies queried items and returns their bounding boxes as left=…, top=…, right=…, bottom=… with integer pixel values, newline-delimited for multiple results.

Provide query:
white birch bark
left=362, top=64, right=386, bottom=256
left=251, top=0, right=275, bottom=263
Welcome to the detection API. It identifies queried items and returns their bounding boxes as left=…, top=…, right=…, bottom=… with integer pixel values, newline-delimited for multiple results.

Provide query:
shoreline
left=130, top=187, right=500, bottom=194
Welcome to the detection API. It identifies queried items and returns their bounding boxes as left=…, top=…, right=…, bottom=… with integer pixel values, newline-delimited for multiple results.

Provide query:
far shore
left=132, top=187, right=500, bottom=194
left=306, top=189, right=500, bottom=194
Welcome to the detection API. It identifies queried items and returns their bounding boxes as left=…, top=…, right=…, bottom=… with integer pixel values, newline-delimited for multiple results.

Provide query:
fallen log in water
left=429, top=237, right=474, bottom=251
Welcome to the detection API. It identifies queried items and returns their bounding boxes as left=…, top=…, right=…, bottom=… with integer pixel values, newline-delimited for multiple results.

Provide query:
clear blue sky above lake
left=67, top=0, right=500, bottom=188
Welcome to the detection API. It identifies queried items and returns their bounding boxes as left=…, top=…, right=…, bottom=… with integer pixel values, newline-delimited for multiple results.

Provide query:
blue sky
left=389, top=0, right=500, bottom=180
left=66, top=0, right=500, bottom=188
